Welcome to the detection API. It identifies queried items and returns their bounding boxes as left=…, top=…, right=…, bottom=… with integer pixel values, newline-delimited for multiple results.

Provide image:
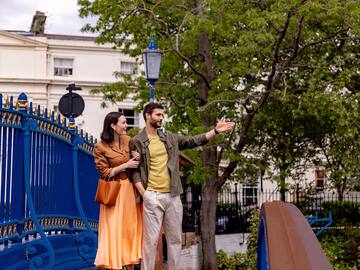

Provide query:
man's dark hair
left=100, top=111, right=124, bottom=143
left=143, top=103, right=164, bottom=121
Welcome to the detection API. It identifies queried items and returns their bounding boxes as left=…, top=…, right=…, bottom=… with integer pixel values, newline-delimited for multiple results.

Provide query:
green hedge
left=216, top=210, right=259, bottom=270
left=320, top=229, right=360, bottom=270
left=217, top=250, right=255, bottom=270
left=321, top=201, right=360, bottom=225
left=296, top=199, right=360, bottom=226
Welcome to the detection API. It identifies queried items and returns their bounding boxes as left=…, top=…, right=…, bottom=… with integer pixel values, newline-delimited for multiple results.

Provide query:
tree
left=300, top=92, right=360, bottom=200
left=78, top=0, right=360, bottom=268
left=248, top=94, right=315, bottom=201
left=248, top=90, right=360, bottom=202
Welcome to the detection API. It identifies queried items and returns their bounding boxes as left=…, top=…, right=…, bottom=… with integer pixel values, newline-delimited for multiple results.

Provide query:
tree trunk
left=194, top=0, right=219, bottom=268
left=339, top=176, right=347, bottom=201
left=279, top=165, right=287, bottom=202
left=337, top=190, right=343, bottom=202
left=200, top=180, right=218, bottom=270
left=280, top=175, right=286, bottom=202
left=336, top=176, right=347, bottom=201
left=199, top=138, right=218, bottom=270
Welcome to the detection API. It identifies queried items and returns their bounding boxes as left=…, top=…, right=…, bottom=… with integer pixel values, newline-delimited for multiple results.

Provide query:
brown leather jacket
left=93, top=135, right=130, bottom=181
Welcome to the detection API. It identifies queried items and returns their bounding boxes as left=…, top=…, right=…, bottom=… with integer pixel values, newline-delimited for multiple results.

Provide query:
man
left=130, top=102, right=235, bottom=270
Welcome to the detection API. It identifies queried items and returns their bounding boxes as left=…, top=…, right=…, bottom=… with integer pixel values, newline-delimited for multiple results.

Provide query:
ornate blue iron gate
left=0, top=93, right=99, bottom=270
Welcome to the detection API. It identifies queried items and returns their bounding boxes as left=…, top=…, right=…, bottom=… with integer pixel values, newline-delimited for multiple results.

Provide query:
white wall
left=0, top=31, right=141, bottom=140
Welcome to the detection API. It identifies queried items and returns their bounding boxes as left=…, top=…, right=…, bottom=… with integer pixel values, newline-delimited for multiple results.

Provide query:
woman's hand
left=131, top=151, right=140, bottom=161
left=126, top=157, right=139, bottom=169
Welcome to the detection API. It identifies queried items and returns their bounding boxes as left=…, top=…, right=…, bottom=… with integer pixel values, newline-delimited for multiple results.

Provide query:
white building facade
left=0, top=26, right=144, bottom=139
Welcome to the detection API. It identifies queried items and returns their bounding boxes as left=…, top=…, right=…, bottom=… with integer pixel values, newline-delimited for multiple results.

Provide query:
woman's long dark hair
left=100, top=111, right=124, bottom=143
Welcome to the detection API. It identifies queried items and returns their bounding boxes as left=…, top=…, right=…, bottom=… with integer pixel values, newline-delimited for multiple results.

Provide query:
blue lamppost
left=143, top=37, right=162, bottom=102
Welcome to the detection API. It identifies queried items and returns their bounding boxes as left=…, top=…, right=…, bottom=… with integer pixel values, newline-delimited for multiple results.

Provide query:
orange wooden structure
left=257, top=201, right=332, bottom=270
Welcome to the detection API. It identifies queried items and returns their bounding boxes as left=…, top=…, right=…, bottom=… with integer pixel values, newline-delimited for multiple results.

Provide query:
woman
left=94, top=111, right=142, bottom=270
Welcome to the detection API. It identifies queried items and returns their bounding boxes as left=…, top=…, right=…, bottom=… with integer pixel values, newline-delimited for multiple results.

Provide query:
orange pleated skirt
left=95, top=179, right=142, bottom=269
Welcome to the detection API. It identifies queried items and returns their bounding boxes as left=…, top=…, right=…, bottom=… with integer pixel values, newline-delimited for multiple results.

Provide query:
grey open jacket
left=129, top=128, right=208, bottom=196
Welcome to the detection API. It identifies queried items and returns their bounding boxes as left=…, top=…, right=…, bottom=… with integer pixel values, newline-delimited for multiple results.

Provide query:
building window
left=315, top=169, right=325, bottom=191
left=242, top=185, right=258, bottom=206
left=120, top=61, right=138, bottom=74
left=54, top=58, right=73, bottom=76
left=119, top=109, right=139, bottom=129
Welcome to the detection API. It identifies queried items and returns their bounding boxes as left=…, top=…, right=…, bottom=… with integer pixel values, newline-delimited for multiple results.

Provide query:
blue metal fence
left=0, top=93, right=99, bottom=270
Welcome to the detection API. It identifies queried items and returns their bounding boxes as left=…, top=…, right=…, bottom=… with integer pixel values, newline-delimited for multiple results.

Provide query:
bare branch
left=289, top=16, right=304, bottom=62
left=168, top=95, right=193, bottom=109
left=300, top=28, right=348, bottom=53
left=217, top=9, right=295, bottom=186
left=268, top=21, right=281, bottom=34
left=197, top=99, right=237, bottom=112
left=172, top=48, right=212, bottom=89
left=138, top=3, right=170, bottom=36
left=273, top=11, right=291, bottom=65
left=135, top=5, right=211, bottom=88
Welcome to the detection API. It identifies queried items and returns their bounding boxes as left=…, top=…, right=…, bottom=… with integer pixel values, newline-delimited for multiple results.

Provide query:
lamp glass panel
left=144, top=52, right=161, bottom=80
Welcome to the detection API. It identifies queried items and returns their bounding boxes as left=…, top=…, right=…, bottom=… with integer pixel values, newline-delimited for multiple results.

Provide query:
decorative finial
left=68, top=116, right=75, bottom=130
left=17, top=93, right=28, bottom=112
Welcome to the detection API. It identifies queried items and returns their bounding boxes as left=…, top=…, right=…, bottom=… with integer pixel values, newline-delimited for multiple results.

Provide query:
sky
left=0, top=0, right=97, bottom=35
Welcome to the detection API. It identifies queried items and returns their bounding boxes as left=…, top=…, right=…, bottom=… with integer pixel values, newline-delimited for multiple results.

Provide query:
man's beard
left=150, top=118, right=162, bottom=129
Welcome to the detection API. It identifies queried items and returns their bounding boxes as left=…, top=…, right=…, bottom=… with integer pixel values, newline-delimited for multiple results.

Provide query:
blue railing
left=0, top=93, right=99, bottom=270
left=306, top=211, right=333, bottom=237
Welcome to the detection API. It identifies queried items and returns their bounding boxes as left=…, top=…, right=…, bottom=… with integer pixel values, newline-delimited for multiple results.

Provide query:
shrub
left=321, top=201, right=360, bottom=225
left=320, top=229, right=360, bottom=270
left=216, top=209, right=259, bottom=270
left=217, top=250, right=255, bottom=270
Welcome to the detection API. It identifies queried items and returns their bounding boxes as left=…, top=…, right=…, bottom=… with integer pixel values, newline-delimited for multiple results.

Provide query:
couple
left=94, top=103, right=235, bottom=270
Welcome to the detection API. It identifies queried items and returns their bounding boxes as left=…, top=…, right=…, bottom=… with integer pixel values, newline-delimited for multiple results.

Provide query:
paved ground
left=80, top=233, right=249, bottom=270
left=179, top=233, right=249, bottom=270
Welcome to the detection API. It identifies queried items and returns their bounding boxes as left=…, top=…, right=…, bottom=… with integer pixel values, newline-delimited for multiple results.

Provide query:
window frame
left=315, top=169, right=326, bottom=191
left=118, top=108, right=139, bottom=128
left=54, top=57, right=74, bottom=77
left=242, top=183, right=258, bottom=206
left=120, top=61, right=138, bottom=75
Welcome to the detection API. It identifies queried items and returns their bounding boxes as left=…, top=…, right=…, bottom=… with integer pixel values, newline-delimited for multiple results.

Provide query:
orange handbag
left=94, top=177, right=120, bottom=206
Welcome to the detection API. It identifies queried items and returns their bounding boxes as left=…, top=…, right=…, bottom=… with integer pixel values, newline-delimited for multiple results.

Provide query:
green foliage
left=78, top=0, right=360, bottom=266
left=248, top=89, right=360, bottom=198
left=247, top=93, right=316, bottom=193
left=299, top=92, right=360, bottom=195
left=126, top=127, right=140, bottom=138
left=216, top=209, right=259, bottom=270
left=321, top=200, right=360, bottom=226
left=216, top=209, right=360, bottom=270
left=320, top=229, right=360, bottom=270
left=78, top=0, right=360, bottom=190
left=246, top=209, right=260, bottom=260
left=217, top=250, right=255, bottom=270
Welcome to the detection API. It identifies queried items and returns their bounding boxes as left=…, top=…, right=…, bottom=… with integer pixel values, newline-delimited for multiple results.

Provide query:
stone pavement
left=179, top=233, right=249, bottom=270
left=80, top=233, right=249, bottom=270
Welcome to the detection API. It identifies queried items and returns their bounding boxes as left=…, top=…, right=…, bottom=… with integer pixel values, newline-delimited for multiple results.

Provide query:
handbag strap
left=102, top=175, right=114, bottom=182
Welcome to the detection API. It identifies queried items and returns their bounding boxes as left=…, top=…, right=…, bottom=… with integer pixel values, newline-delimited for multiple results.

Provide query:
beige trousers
left=141, top=191, right=183, bottom=270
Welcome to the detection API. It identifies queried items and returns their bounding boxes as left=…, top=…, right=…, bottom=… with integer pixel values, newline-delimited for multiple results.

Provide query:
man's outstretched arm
left=205, top=118, right=235, bottom=141
left=178, top=118, right=235, bottom=149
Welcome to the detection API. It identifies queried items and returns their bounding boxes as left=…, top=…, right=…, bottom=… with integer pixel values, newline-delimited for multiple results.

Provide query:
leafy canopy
left=78, top=0, right=360, bottom=185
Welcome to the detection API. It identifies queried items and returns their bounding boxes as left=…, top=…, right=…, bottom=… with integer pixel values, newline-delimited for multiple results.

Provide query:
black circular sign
left=58, top=92, right=85, bottom=118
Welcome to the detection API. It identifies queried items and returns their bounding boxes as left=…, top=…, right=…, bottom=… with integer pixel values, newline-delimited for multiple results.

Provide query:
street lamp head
left=143, top=37, right=162, bottom=84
